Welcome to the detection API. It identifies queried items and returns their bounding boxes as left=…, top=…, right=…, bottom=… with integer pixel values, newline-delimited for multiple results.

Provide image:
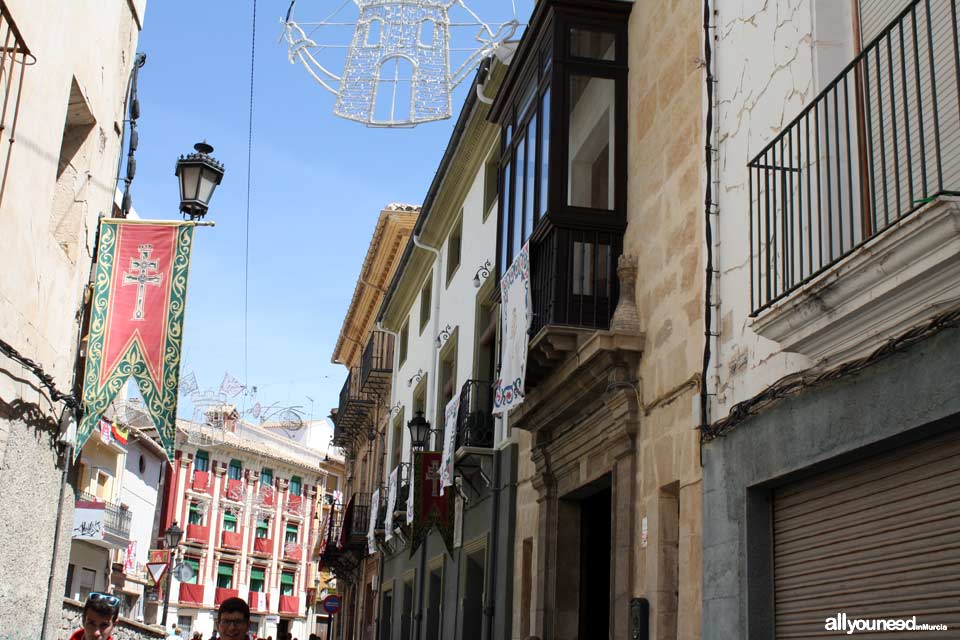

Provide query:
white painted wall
left=119, top=438, right=164, bottom=571
left=386, top=138, right=499, bottom=475
left=711, top=0, right=859, bottom=418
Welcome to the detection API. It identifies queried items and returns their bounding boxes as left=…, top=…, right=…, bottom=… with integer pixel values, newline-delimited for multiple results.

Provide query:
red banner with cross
left=78, top=219, right=196, bottom=464
left=410, top=451, right=454, bottom=556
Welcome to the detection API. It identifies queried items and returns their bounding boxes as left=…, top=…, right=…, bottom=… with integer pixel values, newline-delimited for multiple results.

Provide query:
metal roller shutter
left=773, top=430, right=960, bottom=638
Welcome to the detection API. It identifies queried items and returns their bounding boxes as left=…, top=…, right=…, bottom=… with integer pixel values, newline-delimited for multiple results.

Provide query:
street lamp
left=161, top=521, right=183, bottom=627
left=175, top=141, right=225, bottom=220
left=407, top=410, right=432, bottom=451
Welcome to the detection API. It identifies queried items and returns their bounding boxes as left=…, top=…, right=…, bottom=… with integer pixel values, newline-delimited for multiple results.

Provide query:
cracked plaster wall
left=0, top=1, right=143, bottom=637
left=711, top=0, right=856, bottom=418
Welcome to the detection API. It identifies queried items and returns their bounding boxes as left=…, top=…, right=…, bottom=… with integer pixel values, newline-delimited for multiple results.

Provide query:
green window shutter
left=285, top=523, right=298, bottom=543
left=223, top=512, right=237, bottom=532
left=228, top=460, right=243, bottom=480
left=217, top=563, right=234, bottom=577
left=261, top=468, right=273, bottom=485
left=188, top=503, right=203, bottom=525
left=250, top=567, right=265, bottom=581
left=256, top=518, right=269, bottom=538
left=217, top=562, right=233, bottom=588
left=280, top=571, right=295, bottom=595
left=184, top=558, right=200, bottom=585
left=195, top=450, right=209, bottom=472
left=289, top=476, right=302, bottom=496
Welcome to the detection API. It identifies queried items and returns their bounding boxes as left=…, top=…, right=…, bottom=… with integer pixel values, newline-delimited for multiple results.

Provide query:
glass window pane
left=228, top=460, right=243, bottom=480
left=500, top=160, right=512, bottom=270
left=290, top=476, right=302, bottom=496
left=194, top=451, right=209, bottom=472
left=525, top=118, right=536, bottom=242
left=568, top=76, right=615, bottom=210
left=540, top=88, right=550, bottom=223
left=570, top=28, right=616, bottom=61
left=513, top=139, right=525, bottom=258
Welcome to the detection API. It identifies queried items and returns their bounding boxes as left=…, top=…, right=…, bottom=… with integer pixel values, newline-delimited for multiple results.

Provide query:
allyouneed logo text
left=825, top=613, right=948, bottom=634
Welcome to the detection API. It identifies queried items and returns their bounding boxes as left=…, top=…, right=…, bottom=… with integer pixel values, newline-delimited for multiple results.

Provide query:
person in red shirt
left=69, top=592, right=120, bottom=640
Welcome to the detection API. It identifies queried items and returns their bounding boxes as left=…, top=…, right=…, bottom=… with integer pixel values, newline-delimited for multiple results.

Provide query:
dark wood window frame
left=490, top=0, right=631, bottom=334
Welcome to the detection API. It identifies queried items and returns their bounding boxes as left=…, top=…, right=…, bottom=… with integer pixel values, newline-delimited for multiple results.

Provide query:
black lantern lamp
left=164, top=521, right=183, bottom=549
left=176, top=141, right=225, bottom=220
left=407, top=410, right=432, bottom=451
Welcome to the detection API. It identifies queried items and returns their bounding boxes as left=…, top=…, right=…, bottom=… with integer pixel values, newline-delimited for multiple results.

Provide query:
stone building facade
left=494, top=1, right=705, bottom=638
left=0, top=1, right=145, bottom=637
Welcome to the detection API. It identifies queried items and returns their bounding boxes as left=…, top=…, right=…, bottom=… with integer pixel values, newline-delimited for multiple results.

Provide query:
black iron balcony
left=79, top=492, right=132, bottom=539
left=360, top=331, right=394, bottom=396
left=748, top=0, right=960, bottom=315
left=456, top=380, right=495, bottom=449
left=530, top=224, right=622, bottom=337
left=334, top=366, right=375, bottom=439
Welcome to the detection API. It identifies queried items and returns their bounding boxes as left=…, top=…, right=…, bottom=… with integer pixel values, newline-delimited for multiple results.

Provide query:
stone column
left=604, top=377, right=640, bottom=640
left=208, top=464, right=226, bottom=600
left=531, top=441, right=557, bottom=640
left=175, top=455, right=192, bottom=531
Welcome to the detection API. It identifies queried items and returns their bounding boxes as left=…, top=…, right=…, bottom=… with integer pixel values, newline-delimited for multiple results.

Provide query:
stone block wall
left=626, top=0, right=705, bottom=638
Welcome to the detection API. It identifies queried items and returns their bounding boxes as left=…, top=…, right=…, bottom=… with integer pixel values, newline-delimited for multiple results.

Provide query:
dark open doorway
left=574, top=477, right=612, bottom=640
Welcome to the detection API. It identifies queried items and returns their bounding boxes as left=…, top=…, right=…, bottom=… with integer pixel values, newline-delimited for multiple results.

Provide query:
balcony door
left=855, top=0, right=960, bottom=235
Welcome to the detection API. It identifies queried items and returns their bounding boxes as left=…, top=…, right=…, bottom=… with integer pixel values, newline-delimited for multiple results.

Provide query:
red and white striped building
left=158, top=413, right=344, bottom=639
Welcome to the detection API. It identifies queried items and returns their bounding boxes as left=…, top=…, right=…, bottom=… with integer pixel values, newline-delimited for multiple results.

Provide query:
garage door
left=773, top=429, right=960, bottom=638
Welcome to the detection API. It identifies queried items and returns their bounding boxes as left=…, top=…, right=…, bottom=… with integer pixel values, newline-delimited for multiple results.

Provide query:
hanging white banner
left=367, top=488, right=380, bottom=555
left=493, top=242, right=531, bottom=414
left=406, top=462, right=415, bottom=525
left=439, top=395, right=459, bottom=496
left=385, top=468, right=398, bottom=542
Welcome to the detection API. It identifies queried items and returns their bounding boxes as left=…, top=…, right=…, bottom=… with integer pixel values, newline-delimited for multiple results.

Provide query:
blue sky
left=130, top=1, right=531, bottom=422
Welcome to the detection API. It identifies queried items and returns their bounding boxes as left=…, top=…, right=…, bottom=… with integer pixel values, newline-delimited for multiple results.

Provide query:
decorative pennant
left=385, top=467, right=398, bottom=542
left=367, top=487, right=380, bottom=555
left=410, top=451, right=454, bottom=557
left=78, top=220, right=196, bottom=464
left=493, top=241, right=531, bottom=414
left=439, top=395, right=459, bottom=495
left=179, top=370, right=199, bottom=396
left=219, top=372, right=246, bottom=398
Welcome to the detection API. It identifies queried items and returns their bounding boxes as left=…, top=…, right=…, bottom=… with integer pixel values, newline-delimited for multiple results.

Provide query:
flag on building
left=410, top=451, right=454, bottom=556
left=179, top=370, right=199, bottom=396
left=219, top=372, right=246, bottom=397
left=493, top=241, right=531, bottom=414
left=368, top=487, right=380, bottom=555
left=439, top=395, right=459, bottom=495
left=385, top=467, right=398, bottom=542
left=78, top=220, right=196, bottom=464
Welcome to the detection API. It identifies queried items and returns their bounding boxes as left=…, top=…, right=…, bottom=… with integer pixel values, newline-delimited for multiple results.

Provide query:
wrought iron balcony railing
left=79, top=492, right=132, bottom=539
left=530, top=223, right=622, bottom=336
left=748, top=0, right=960, bottom=314
left=0, top=4, right=33, bottom=208
left=360, top=331, right=394, bottom=395
left=333, top=366, right=375, bottom=444
left=456, top=380, right=495, bottom=449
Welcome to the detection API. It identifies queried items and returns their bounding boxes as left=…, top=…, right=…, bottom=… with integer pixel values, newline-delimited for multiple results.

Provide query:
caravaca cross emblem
left=122, top=244, right=162, bottom=321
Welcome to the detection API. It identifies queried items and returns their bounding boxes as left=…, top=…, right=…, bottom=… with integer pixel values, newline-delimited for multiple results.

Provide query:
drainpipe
left=373, top=320, right=399, bottom=640
left=410, top=233, right=442, bottom=640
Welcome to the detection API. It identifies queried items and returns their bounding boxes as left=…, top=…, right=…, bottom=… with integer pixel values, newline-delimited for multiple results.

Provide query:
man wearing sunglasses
left=217, top=597, right=251, bottom=640
left=70, top=592, right=120, bottom=640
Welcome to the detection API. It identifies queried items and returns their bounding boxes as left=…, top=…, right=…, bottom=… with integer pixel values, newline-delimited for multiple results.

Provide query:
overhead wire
left=244, top=0, right=257, bottom=388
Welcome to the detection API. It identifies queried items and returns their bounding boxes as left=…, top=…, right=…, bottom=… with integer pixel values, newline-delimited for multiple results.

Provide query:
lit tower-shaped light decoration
left=283, top=0, right=519, bottom=127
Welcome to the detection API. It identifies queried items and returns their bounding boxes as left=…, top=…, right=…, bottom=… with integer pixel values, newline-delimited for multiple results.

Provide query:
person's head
left=192, top=633, right=203, bottom=640
left=82, top=592, right=120, bottom=640
left=217, top=597, right=250, bottom=640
